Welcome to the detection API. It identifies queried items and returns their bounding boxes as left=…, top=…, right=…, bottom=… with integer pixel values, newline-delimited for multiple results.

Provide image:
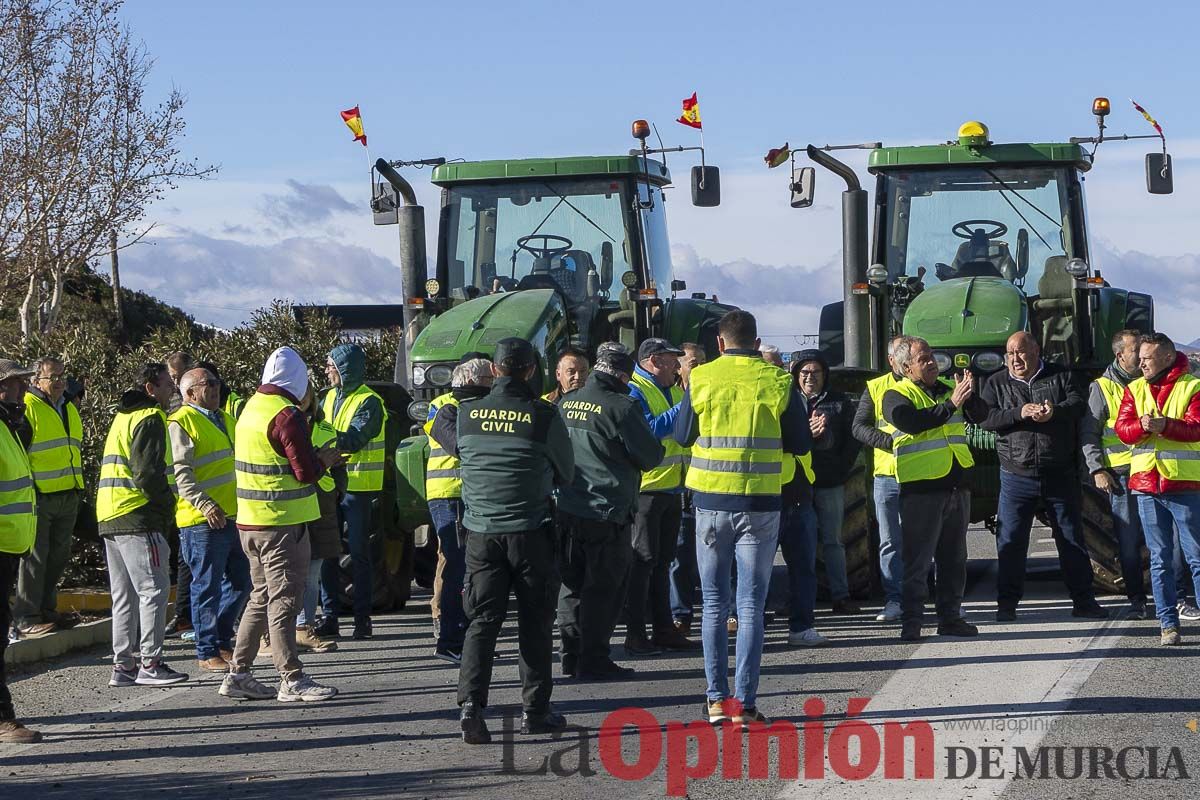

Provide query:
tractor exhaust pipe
left=375, top=158, right=428, bottom=388
left=806, top=146, right=869, bottom=369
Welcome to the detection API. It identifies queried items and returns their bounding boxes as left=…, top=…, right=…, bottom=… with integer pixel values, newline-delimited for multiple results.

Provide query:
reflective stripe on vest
left=169, top=405, right=237, bottom=528
left=684, top=355, right=793, bottom=497
left=1128, top=375, right=1200, bottom=482
left=629, top=371, right=684, bottom=492
left=322, top=385, right=389, bottom=492
left=234, top=392, right=320, bottom=526
left=23, top=392, right=84, bottom=492
left=0, top=423, right=36, bottom=555
left=96, top=406, right=173, bottom=523
left=425, top=393, right=462, bottom=500
left=890, top=378, right=975, bottom=484
left=312, top=420, right=339, bottom=493
left=1095, top=376, right=1133, bottom=469
left=866, top=373, right=901, bottom=478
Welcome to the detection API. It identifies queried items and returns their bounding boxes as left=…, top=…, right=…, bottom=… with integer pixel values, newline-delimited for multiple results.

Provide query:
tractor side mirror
left=790, top=166, right=816, bottom=209
left=1016, top=228, right=1029, bottom=279
left=691, top=166, right=721, bottom=207
left=1147, top=153, right=1173, bottom=194
left=599, top=241, right=614, bottom=291
left=371, top=183, right=400, bottom=225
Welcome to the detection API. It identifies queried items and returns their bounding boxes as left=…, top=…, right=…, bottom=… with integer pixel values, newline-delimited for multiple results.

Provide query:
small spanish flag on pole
left=341, top=105, right=367, bottom=147
left=764, top=143, right=791, bottom=169
left=677, top=92, right=702, bottom=130
left=1130, top=98, right=1164, bottom=138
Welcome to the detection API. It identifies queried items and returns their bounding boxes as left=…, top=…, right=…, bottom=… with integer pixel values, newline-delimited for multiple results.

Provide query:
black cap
left=493, top=338, right=536, bottom=371
left=458, top=351, right=490, bottom=365
left=790, top=348, right=829, bottom=375
left=596, top=343, right=636, bottom=376
left=637, top=338, right=685, bottom=361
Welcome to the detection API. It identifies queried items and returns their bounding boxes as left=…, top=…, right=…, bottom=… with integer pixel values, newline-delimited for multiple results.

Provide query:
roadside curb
left=5, top=618, right=111, bottom=666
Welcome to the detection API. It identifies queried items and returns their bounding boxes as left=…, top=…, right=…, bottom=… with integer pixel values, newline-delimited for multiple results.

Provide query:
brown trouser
left=231, top=525, right=310, bottom=682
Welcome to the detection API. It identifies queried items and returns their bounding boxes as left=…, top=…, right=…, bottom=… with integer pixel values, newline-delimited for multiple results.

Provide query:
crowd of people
left=0, top=313, right=1197, bottom=748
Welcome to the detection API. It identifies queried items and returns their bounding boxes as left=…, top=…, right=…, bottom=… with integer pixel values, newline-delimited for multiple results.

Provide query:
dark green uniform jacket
left=557, top=371, right=665, bottom=523
left=438, top=376, right=574, bottom=534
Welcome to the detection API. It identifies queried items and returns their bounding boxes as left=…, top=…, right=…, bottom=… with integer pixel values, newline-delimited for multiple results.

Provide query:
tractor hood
left=902, top=277, right=1027, bottom=348
left=410, top=289, right=567, bottom=364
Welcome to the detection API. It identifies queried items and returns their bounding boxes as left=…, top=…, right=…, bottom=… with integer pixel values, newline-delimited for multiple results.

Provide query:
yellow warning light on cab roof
left=957, top=121, right=990, bottom=147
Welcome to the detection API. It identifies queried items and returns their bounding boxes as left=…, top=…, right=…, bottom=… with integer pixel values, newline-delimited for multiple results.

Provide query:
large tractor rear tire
left=335, top=498, right=417, bottom=614
left=1080, top=483, right=1147, bottom=596
left=817, top=460, right=876, bottom=600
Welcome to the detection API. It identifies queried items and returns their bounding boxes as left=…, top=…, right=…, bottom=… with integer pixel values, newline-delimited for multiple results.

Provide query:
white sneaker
left=219, top=671, right=275, bottom=701
left=876, top=601, right=902, bottom=622
left=787, top=628, right=829, bottom=647
left=277, top=675, right=338, bottom=702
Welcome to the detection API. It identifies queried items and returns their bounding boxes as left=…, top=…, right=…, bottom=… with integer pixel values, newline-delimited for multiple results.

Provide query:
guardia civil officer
left=432, top=337, right=574, bottom=745
left=556, top=343, right=664, bottom=681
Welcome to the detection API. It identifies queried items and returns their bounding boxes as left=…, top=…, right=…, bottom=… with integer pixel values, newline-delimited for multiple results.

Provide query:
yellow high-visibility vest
left=866, top=373, right=901, bottom=478
left=424, top=392, right=462, bottom=500
left=629, top=371, right=685, bottom=492
left=889, top=378, right=974, bottom=484
left=780, top=451, right=816, bottom=486
left=0, top=422, right=36, bottom=555
left=1095, top=376, right=1133, bottom=470
left=322, top=385, right=389, bottom=492
left=23, top=392, right=84, bottom=492
left=97, top=406, right=174, bottom=523
left=169, top=405, right=237, bottom=528
left=312, top=420, right=338, bottom=493
left=1128, top=375, right=1200, bottom=482
left=684, top=355, right=793, bottom=497
left=234, top=392, right=320, bottom=526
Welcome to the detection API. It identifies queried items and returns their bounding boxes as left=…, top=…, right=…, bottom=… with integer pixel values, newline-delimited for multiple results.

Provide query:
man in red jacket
left=1115, top=333, right=1200, bottom=646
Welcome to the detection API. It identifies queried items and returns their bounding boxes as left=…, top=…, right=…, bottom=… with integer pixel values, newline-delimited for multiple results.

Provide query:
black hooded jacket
left=792, top=350, right=861, bottom=488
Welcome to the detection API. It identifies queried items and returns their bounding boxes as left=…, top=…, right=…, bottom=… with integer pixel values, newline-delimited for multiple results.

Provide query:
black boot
left=460, top=701, right=491, bottom=744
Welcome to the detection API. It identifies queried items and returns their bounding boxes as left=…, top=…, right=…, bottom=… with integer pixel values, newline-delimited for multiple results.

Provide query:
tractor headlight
left=973, top=351, right=1004, bottom=372
left=412, top=366, right=427, bottom=387
left=408, top=401, right=431, bottom=423
left=427, top=364, right=454, bottom=387
left=933, top=351, right=953, bottom=373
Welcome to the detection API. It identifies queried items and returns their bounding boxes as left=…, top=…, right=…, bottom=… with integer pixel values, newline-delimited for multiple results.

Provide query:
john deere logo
left=954, top=353, right=970, bottom=368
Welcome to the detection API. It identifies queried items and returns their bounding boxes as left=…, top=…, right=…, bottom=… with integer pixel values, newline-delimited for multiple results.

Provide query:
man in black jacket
left=980, top=332, right=1106, bottom=621
left=792, top=350, right=862, bottom=613
left=556, top=343, right=664, bottom=680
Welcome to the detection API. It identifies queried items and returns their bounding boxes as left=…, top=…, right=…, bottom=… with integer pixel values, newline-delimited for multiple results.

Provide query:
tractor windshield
left=439, top=177, right=637, bottom=304
left=881, top=166, right=1076, bottom=293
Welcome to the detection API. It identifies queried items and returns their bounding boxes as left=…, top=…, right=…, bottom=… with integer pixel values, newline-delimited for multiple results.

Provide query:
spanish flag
left=764, top=143, right=790, bottom=168
left=341, top=106, right=367, bottom=147
left=677, top=92, right=702, bottom=130
left=1131, top=98, right=1164, bottom=137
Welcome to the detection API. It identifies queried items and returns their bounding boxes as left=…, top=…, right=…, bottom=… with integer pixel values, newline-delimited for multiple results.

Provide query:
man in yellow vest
left=852, top=336, right=906, bottom=622
left=625, top=338, right=695, bottom=655
left=13, top=357, right=84, bottom=636
left=317, top=344, right=388, bottom=641
left=425, top=357, right=493, bottom=663
left=1114, top=333, right=1200, bottom=645
left=1082, top=329, right=1149, bottom=619
left=675, top=311, right=812, bottom=726
left=222, top=347, right=342, bottom=702
left=0, top=359, right=42, bottom=743
left=169, top=367, right=251, bottom=673
left=98, top=363, right=188, bottom=688
left=882, top=336, right=987, bottom=642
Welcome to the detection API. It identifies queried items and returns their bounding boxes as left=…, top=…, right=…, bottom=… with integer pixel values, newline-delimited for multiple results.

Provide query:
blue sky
left=117, top=0, right=1200, bottom=345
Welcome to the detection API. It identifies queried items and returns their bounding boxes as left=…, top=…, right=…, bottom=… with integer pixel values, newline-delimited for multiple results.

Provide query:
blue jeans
left=874, top=476, right=903, bottom=604
left=813, top=486, right=850, bottom=600
left=996, top=470, right=1095, bottom=608
left=695, top=508, right=779, bottom=708
left=430, top=498, right=466, bottom=650
left=1135, top=492, right=1200, bottom=628
left=321, top=491, right=374, bottom=620
left=1109, top=474, right=1147, bottom=603
left=778, top=503, right=818, bottom=632
left=670, top=510, right=698, bottom=623
left=298, top=559, right=324, bottom=627
left=181, top=521, right=251, bottom=659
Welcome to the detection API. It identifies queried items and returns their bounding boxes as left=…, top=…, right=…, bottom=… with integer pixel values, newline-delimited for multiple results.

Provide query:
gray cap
left=0, top=359, right=35, bottom=382
left=637, top=338, right=685, bottom=360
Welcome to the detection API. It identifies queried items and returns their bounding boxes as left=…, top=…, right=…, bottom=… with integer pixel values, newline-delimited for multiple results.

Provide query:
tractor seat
left=951, top=240, right=1018, bottom=282
left=1033, top=255, right=1076, bottom=364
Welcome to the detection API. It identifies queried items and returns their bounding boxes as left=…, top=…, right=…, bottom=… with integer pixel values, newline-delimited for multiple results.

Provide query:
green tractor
left=369, top=122, right=734, bottom=599
left=790, top=98, right=1173, bottom=596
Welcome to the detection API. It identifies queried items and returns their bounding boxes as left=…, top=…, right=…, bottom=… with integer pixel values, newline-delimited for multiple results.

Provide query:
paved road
left=2, top=531, right=1199, bottom=800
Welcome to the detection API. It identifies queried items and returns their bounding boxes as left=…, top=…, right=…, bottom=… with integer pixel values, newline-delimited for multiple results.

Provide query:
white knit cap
left=261, top=346, right=309, bottom=399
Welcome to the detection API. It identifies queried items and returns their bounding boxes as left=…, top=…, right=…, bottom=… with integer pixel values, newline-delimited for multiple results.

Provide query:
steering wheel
left=517, top=234, right=573, bottom=259
left=952, top=219, right=1008, bottom=240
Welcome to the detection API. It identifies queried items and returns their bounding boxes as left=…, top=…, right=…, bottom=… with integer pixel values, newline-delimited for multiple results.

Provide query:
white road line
left=778, top=601, right=1126, bottom=799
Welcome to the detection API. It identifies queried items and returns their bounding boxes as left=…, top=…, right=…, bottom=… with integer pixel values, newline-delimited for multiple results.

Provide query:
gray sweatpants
left=104, top=532, right=171, bottom=669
